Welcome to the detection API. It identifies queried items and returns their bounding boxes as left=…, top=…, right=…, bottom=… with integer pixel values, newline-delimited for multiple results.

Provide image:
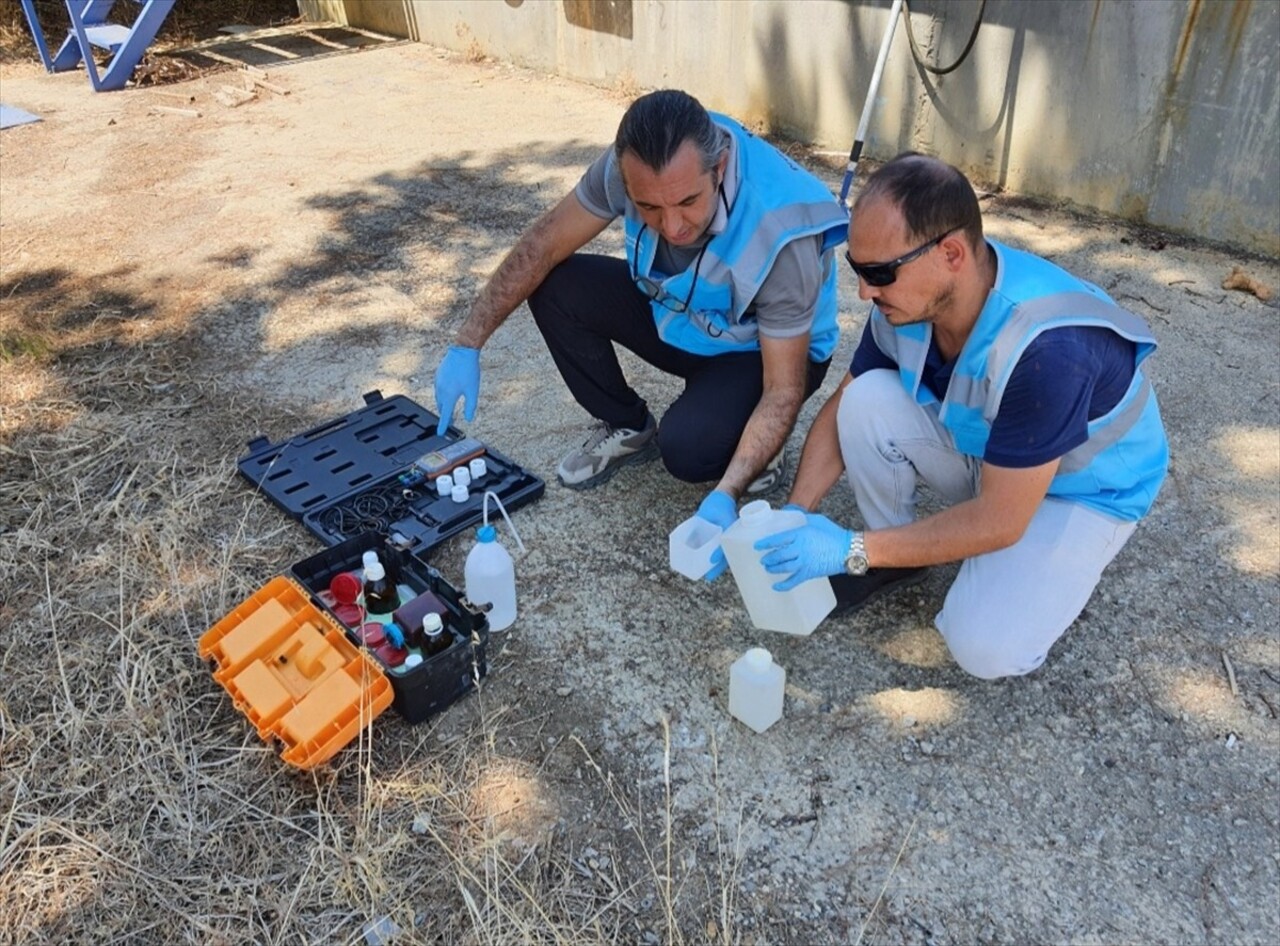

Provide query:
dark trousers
left=529, top=254, right=830, bottom=483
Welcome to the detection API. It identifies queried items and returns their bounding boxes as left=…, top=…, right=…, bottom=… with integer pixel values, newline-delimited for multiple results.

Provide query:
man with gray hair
left=432, top=89, right=848, bottom=569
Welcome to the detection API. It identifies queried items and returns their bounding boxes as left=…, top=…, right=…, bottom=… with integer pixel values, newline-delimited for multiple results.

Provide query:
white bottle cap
left=468, top=457, right=487, bottom=479
left=364, top=561, right=386, bottom=582
left=436, top=474, right=454, bottom=497
left=453, top=466, right=472, bottom=487
left=404, top=653, right=424, bottom=668
left=451, top=483, right=469, bottom=503
left=362, top=550, right=380, bottom=570
left=422, top=613, right=443, bottom=634
left=744, top=647, right=772, bottom=671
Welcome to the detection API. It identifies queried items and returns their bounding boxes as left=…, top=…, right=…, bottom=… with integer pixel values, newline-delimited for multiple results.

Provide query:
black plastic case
left=233, top=392, right=541, bottom=724
left=291, top=532, right=489, bottom=724
left=237, top=390, right=544, bottom=555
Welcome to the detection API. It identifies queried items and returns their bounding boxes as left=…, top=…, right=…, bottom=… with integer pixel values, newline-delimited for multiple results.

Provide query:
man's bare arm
left=455, top=193, right=610, bottom=349
left=787, top=370, right=854, bottom=510
left=864, top=458, right=1060, bottom=567
left=715, top=333, right=810, bottom=499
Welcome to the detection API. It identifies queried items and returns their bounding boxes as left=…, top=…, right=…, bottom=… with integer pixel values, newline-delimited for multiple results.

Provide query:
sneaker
left=745, top=449, right=787, bottom=496
left=556, top=414, right=659, bottom=490
left=829, top=566, right=929, bottom=617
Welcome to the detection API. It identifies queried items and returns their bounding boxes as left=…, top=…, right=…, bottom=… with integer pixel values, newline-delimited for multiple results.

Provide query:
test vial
left=468, top=457, right=487, bottom=480
left=436, top=474, right=454, bottom=497
left=451, top=483, right=469, bottom=503
left=453, top=466, right=472, bottom=488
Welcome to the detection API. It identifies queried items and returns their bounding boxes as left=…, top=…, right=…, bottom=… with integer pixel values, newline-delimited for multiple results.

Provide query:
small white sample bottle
left=728, top=647, right=785, bottom=734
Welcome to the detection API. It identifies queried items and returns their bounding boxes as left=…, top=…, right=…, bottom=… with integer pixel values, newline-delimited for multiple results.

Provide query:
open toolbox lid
left=198, top=576, right=394, bottom=769
left=237, top=391, right=544, bottom=554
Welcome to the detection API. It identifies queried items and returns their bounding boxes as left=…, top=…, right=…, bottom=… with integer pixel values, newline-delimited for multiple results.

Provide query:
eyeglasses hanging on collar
left=630, top=231, right=708, bottom=314
left=629, top=184, right=727, bottom=314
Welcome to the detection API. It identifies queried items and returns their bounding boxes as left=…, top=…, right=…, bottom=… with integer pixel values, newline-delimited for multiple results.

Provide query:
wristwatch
left=844, top=531, right=869, bottom=576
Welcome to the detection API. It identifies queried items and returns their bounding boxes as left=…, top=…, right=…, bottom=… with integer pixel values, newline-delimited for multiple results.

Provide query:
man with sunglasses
left=755, top=153, right=1169, bottom=679
left=433, top=90, right=848, bottom=556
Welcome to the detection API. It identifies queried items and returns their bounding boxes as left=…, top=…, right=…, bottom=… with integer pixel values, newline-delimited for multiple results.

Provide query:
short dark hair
left=855, top=152, right=984, bottom=251
left=614, top=89, right=724, bottom=175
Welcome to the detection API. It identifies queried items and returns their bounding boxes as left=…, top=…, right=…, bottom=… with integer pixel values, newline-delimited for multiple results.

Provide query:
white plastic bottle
left=729, top=647, right=785, bottom=733
left=720, top=500, right=836, bottom=636
left=465, top=523, right=516, bottom=631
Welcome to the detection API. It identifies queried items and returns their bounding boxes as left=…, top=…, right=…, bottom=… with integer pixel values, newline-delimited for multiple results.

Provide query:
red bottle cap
left=375, top=642, right=407, bottom=667
left=360, top=623, right=386, bottom=647
left=332, top=603, right=363, bottom=627
left=329, top=571, right=362, bottom=605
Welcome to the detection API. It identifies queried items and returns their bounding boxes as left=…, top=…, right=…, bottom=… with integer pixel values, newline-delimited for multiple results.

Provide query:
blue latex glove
left=754, top=512, right=854, bottom=592
left=434, top=345, right=481, bottom=436
left=695, top=489, right=738, bottom=582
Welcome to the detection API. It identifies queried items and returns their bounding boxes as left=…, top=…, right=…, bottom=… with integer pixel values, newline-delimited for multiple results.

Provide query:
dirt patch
left=2, top=30, right=1278, bottom=946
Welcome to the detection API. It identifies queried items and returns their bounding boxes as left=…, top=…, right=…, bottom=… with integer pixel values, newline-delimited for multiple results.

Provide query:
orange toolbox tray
left=198, top=576, right=394, bottom=770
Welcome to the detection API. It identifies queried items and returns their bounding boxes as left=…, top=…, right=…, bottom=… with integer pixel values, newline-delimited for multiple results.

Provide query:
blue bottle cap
left=477, top=524, right=496, bottom=543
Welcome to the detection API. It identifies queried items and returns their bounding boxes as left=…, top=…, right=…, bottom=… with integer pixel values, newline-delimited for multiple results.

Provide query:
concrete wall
left=299, top=0, right=1279, bottom=256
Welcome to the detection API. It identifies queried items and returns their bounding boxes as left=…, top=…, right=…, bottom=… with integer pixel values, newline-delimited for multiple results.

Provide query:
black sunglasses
left=631, top=223, right=709, bottom=314
left=845, top=228, right=958, bottom=287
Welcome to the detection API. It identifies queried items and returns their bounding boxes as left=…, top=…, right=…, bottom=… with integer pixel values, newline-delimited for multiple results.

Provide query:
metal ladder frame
left=19, top=0, right=176, bottom=92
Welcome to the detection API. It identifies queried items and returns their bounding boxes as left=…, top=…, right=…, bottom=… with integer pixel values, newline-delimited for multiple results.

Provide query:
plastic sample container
left=668, top=514, right=724, bottom=580
left=720, top=500, right=836, bottom=636
left=728, top=647, right=785, bottom=734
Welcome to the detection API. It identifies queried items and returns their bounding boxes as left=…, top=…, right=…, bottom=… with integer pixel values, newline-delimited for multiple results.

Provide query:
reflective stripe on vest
left=623, top=114, right=848, bottom=360
left=868, top=284, right=1168, bottom=520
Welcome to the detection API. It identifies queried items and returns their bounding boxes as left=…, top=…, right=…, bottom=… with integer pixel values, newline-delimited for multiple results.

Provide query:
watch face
left=845, top=552, right=869, bottom=576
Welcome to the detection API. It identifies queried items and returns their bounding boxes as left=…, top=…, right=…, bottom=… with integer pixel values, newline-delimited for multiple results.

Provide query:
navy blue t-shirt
left=850, top=321, right=1137, bottom=468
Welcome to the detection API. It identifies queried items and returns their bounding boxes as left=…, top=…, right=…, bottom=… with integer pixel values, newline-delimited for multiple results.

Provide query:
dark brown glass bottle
left=362, top=561, right=400, bottom=616
left=422, top=613, right=453, bottom=657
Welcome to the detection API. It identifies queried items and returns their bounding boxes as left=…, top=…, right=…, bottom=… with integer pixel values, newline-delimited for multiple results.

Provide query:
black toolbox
left=198, top=392, right=544, bottom=767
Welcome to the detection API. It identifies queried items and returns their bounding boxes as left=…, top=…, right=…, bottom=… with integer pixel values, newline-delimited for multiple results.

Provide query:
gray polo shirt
left=574, top=130, right=826, bottom=342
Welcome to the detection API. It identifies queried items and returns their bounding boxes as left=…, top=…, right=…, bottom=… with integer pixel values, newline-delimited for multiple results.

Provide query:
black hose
left=902, top=0, right=986, bottom=76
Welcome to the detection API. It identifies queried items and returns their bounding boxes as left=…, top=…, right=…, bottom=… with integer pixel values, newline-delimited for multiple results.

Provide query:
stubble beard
left=883, top=281, right=956, bottom=327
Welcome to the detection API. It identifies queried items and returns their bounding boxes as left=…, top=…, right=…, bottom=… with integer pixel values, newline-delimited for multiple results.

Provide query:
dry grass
left=0, top=283, right=754, bottom=944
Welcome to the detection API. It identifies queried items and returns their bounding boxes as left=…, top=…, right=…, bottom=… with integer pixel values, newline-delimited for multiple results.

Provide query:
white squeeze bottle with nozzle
left=464, top=491, right=526, bottom=632
left=720, top=500, right=836, bottom=636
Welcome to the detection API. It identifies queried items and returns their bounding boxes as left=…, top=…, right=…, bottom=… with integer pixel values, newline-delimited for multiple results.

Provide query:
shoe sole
left=557, top=439, right=660, bottom=491
left=744, top=471, right=785, bottom=497
left=829, top=568, right=929, bottom=618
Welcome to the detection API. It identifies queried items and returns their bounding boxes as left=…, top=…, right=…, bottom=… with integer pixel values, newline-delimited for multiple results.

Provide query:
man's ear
left=940, top=231, right=968, bottom=272
left=715, top=151, right=729, bottom=186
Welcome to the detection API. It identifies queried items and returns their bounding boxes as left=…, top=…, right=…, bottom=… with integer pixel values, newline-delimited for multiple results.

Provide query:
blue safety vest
left=868, top=241, right=1169, bottom=521
left=623, top=114, right=848, bottom=361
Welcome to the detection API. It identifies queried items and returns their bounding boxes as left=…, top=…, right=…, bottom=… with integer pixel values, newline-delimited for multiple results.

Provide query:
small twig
left=152, top=105, right=201, bottom=118
left=1116, top=292, right=1170, bottom=314
left=251, top=76, right=290, bottom=96
left=1222, top=652, right=1239, bottom=698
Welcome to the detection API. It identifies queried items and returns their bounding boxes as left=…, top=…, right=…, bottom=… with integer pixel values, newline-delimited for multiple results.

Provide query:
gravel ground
left=2, top=36, right=1277, bottom=945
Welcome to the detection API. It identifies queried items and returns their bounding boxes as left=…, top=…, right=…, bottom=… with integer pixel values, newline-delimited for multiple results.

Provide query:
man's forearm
left=787, top=384, right=846, bottom=510
left=716, top=386, right=803, bottom=499
left=863, top=498, right=1015, bottom=568
left=455, top=220, right=557, bottom=349
left=864, top=460, right=1059, bottom=567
